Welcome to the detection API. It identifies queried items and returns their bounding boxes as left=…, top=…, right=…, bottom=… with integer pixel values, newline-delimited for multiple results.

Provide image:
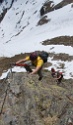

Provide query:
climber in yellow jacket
left=16, top=52, right=44, bottom=80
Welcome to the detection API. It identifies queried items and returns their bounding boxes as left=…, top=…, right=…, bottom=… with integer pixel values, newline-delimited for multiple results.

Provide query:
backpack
left=39, top=51, right=49, bottom=63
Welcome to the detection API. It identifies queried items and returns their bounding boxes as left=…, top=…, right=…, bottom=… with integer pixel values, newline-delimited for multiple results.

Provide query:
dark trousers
left=57, top=75, right=63, bottom=84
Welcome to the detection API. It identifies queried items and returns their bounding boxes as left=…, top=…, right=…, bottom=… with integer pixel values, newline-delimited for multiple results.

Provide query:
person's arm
left=55, top=74, right=61, bottom=80
left=16, top=56, right=30, bottom=64
left=30, top=66, right=41, bottom=75
left=16, top=58, right=27, bottom=64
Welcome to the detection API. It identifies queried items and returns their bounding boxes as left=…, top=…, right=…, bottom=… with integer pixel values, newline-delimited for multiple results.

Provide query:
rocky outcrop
left=0, top=0, right=14, bottom=23
left=40, top=0, right=73, bottom=16
left=0, top=8, right=7, bottom=23
left=39, top=0, right=73, bottom=26
left=0, top=0, right=3, bottom=3
left=0, top=71, right=73, bottom=125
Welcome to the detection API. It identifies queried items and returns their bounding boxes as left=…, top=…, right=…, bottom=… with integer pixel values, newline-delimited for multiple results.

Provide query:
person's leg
left=57, top=76, right=63, bottom=85
left=38, top=67, right=43, bottom=80
left=24, top=61, right=32, bottom=72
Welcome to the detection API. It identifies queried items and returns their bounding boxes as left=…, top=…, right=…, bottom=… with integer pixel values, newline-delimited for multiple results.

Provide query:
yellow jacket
left=25, top=56, right=44, bottom=67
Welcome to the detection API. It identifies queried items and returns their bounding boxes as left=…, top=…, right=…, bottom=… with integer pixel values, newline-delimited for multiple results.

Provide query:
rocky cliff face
left=40, top=0, right=73, bottom=16
left=0, top=71, right=73, bottom=125
left=0, top=0, right=14, bottom=22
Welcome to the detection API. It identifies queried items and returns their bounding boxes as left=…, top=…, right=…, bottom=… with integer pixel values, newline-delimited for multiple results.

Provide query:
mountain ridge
left=0, top=0, right=73, bottom=124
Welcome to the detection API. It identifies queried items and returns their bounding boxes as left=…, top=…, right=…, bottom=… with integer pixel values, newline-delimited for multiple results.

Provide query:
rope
left=0, top=67, right=12, bottom=115
left=0, top=63, right=32, bottom=115
left=0, top=82, right=10, bottom=115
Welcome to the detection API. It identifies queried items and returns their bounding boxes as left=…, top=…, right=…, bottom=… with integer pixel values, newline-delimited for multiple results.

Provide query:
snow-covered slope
left=0, top=0, right=73, bottom=79
left=0, top=0, right=73, bottom=57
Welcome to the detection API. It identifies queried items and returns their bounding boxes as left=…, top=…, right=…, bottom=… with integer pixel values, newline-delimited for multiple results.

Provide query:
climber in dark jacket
left=51, top=68, right=63, bottom=84
left=55, top=71, right=63, bottom=84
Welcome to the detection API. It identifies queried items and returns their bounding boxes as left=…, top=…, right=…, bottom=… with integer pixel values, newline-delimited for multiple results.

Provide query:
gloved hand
left=10, top=62, right=16, bottom=66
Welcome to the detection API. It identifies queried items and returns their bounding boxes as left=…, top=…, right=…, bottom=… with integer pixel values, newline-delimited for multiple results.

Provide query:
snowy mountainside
left=0, top=0, right=73, bottom=57
left=0, top=0, right=73, bottom=79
